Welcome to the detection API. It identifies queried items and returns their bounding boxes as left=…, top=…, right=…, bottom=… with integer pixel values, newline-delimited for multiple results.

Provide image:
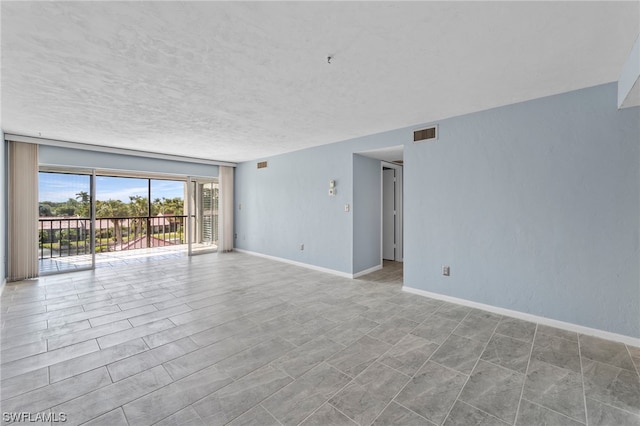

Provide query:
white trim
left=235, top=249, right=354, bottom=279
left=353, top=264, right=383, bottom=278
left=403, top=286, right=640, bottom=347
left=0, top=278, right=5, bottom=298
left=4, top=134, right=236, bottom=168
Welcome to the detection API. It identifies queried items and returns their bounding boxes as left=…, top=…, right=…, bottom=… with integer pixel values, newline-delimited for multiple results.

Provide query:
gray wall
left=404, top=83, right=640, bottom=338
left=39, top=146, right=219, bottom=178
left=235, top=83, right=640, bottom=338
left=353, top=154, right=382, bottom=274
left=235, top=144, right=354, bottom=273
left=234, top=125, right=402, bottom=274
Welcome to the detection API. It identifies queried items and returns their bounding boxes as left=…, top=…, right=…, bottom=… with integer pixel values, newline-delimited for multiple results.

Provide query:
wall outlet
left=442, top=265, right=450, bottom=276
left=300, top=243, right=304, bottom=251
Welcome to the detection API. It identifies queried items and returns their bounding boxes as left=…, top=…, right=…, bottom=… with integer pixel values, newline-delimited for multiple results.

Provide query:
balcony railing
left=38, top=215, right=188, bottom=260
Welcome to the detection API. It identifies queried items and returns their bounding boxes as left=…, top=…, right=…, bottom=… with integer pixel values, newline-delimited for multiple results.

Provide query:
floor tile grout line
left=387, top=400, right=436, bottom=425
left=577, top=334, right=590, bottom=426
left=258, top=402, right=286, bottom=426
left=512, top=323, right=538, bottom=426
left=581, top=395, right=640, bottom=420
left=520, top=397, right=587, bottom=425
left=186, top=365, right=285, bottom=425
left=369, top=316, right=457, bottom=426
left=7, top=365, right=113, bottom=416
left=441, top=312, right=501, bottom=425
left=288, top=361, right=361, bottom=426
left=624, top=344, right=640, bottom=379
left=345, top=306, right=464, bottom=425
left=455, top=399, right=513, bottom=426
left=367, top=368, right=424, bottom=425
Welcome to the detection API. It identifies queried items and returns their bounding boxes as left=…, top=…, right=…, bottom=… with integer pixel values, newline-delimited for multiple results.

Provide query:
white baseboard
left=234, top=249, right=353, bottom=279
left=0, top=278, right=5, bottom=298
left=403, top=286, right=640, bottom=348
left=353, top=264, right=383, bottom=278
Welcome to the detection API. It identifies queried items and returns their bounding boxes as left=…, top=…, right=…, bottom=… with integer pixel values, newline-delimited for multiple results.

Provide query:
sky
left=39, top=173, right=186, bottom=203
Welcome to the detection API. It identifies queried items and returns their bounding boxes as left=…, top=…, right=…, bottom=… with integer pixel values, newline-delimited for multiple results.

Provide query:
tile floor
left=1, top=252, right=639, bottom=425
left=38, top=243, right=217, bottom=274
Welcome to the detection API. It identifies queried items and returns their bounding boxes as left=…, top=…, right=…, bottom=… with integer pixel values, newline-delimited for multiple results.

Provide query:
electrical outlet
left=300, top=243, right=304, bottom=251
left=442, top=265, right=450, bottom=276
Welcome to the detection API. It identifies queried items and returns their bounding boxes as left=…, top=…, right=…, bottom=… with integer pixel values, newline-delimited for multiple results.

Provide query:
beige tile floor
left=1, top=252, right=639, bottom=425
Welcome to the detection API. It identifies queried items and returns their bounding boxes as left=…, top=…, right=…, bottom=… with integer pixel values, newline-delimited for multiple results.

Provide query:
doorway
left=38, top=169, right=218, bottom=274
left=187, top=179, right=219, bottom=255
left=382, top=161, right=403, bottom=262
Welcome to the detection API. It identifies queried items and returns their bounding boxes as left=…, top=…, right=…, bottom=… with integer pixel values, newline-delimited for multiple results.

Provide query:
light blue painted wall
left=234, top=130, right=403, bottom=274
left=405, top=83, right=640, bottom=338
left=235, top=82, right=640, bottom=338
left=1, top=131, right=6, bottom=287
left=234, top=145, right=354, bottom=273
left=353, top=154, right=381, bottom=274
left=39, top=146, right=219, bottom=178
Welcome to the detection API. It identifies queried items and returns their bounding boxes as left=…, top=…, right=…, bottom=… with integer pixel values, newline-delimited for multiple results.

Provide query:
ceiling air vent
left=414, top=125, right=438, bottom=142
left=257, top=161, right=268, bottom=169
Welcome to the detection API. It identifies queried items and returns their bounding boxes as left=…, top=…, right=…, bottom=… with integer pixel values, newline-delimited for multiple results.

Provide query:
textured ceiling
left=1, top=1, right=638, bottom=163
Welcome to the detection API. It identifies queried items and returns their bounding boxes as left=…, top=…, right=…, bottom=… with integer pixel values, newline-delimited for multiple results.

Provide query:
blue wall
left=39, top=146, right=219, bottom=178
left=234, top=127, right=404, bottom=274
left=353, top=154, right=381, bottom=274
left=404, top=83, right=639, bottom=338
left=235, top=144, right=354, bottom=273
left=235, top=83, right=640, bottom=338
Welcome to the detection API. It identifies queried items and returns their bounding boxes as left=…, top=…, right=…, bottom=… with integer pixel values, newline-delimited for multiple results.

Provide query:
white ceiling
left=2, top=1, right=638, bottom=163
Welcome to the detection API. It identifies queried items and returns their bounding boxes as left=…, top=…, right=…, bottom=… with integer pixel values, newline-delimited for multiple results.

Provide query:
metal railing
left=38, top=215, right=188, bottom=260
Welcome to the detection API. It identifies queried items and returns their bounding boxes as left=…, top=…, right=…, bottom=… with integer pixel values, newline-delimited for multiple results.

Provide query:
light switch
left=344, top=203, right=350, bottom=212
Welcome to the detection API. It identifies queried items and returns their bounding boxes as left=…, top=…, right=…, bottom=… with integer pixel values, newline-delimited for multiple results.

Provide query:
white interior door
left=383, top=168, right=396, bottom=260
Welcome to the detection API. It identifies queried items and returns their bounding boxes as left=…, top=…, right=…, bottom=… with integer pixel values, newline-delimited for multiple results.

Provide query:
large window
left=38, top=171, right=192, bottom=274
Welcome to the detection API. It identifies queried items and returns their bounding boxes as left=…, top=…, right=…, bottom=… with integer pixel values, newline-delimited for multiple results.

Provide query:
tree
left=96, top=199, right=128, bottom=248
left=128, top=195, right=149, bottom=238
left=39, top=203, right=53, bottom=217
left=151, top=197, right=165, bottom=216
left=54, top=198, right=79, bottom=216
left=75, top=191, right=90, bottom=218
left=164, top=197, right=184, bottom=215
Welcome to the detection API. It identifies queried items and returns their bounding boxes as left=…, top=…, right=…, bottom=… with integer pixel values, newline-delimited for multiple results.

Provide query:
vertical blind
left=217, top=166, right=234, bottom=252
left=8, top=141, right=39, bottom=281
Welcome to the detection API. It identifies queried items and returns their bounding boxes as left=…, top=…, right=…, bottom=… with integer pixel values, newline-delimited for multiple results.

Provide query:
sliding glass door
left=38, top=170, right=192, bottom=274
left=38, top=170, right=94, bottom=274
left=187, top=179, right=219, bottom=255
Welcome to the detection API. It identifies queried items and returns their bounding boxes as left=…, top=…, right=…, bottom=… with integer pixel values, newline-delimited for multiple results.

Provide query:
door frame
left=380, top=161, right=403, bottom=263
left=187, top=176, right=219, bottom=256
